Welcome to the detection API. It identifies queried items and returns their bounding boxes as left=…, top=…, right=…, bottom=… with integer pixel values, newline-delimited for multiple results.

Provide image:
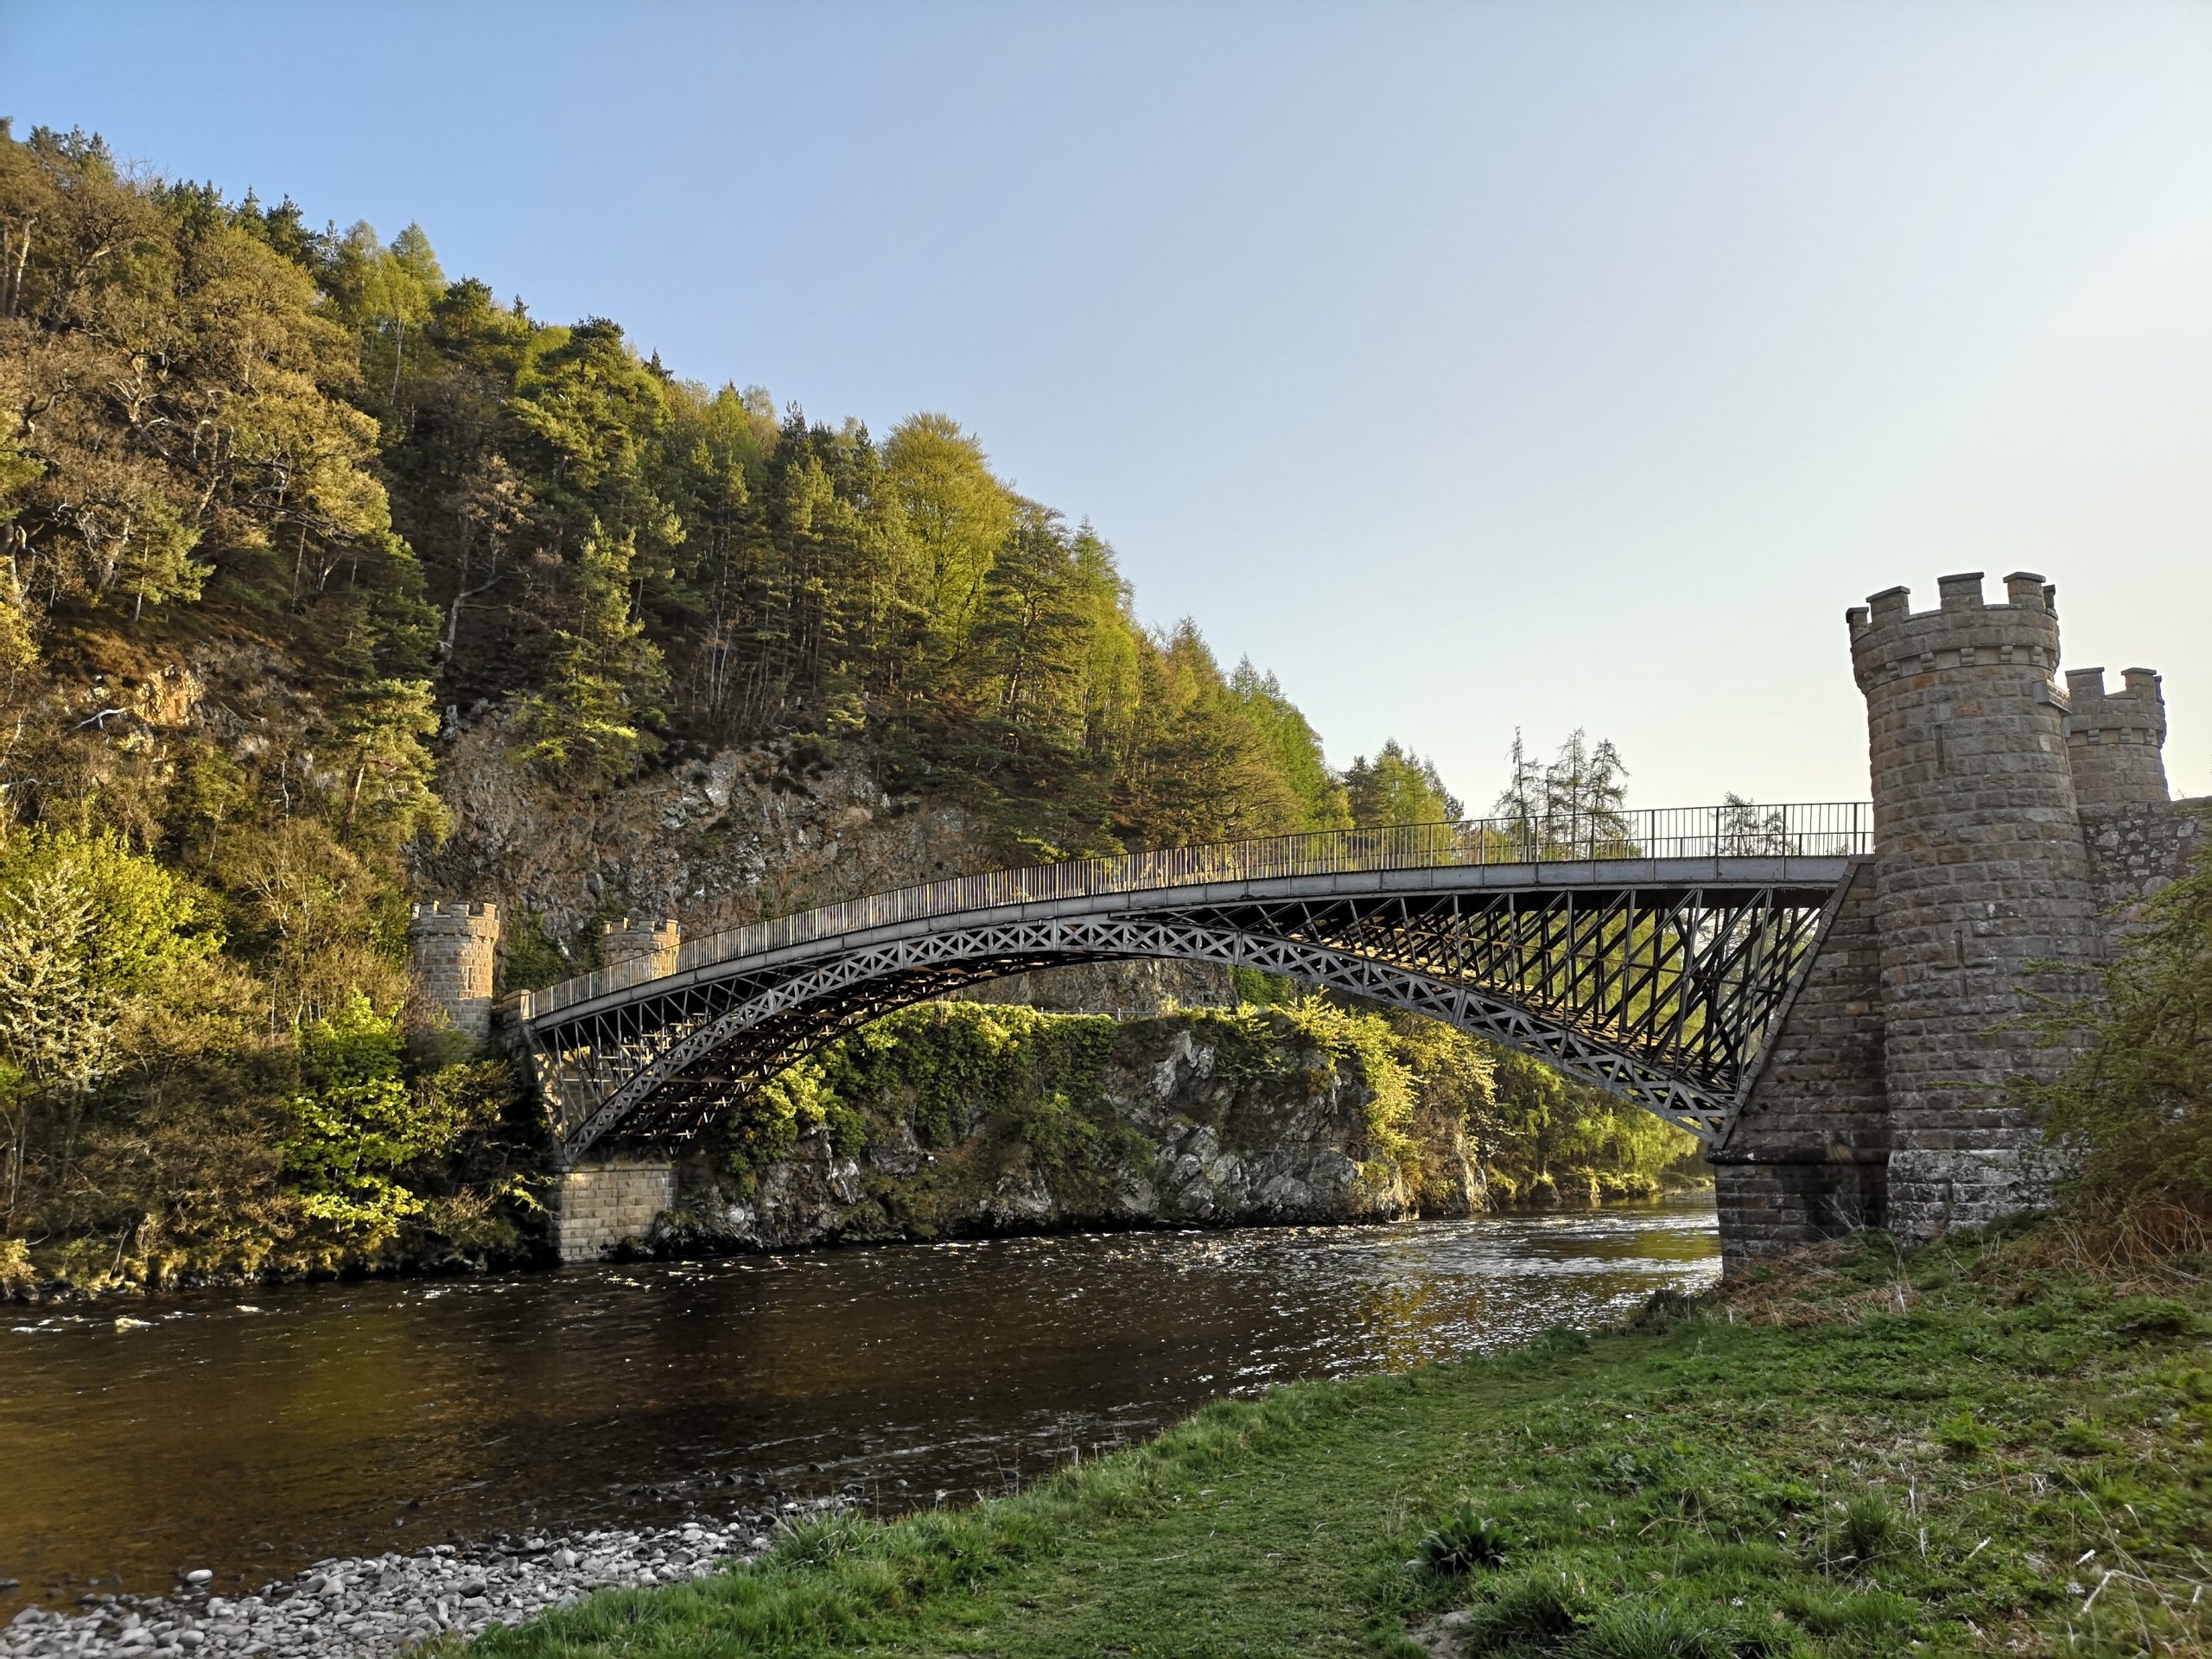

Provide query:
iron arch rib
left=518, top=855, right=1859, bottom=1168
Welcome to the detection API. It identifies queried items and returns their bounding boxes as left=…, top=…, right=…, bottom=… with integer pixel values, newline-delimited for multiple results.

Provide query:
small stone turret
left=408, top=900, right=499, bottom=1043
left=601, top=916, right=681, bottom=980
left=1847, top=571, right=2101, bottom=1241
left=2063, top=666, right=2169, bottom=809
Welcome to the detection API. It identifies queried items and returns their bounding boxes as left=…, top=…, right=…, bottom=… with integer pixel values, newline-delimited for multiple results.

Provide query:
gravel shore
left=0, top=1500, right=843, bottom=1657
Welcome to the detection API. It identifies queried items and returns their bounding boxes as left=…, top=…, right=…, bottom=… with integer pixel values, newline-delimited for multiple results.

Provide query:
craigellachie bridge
left=410, top=573, right=2204, bottom=1267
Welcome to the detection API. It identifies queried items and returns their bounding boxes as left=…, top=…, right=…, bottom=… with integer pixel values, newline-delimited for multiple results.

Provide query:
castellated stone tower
left=2064, top=666, right=2168, bottom=808
left=1717, top=568, right=2196, bottom=1266
left=407, top=900, right=500, bottom=1044
left=601, top=917, right=681, bottom=980
left=1848, top=571, right=2102, bottom=1240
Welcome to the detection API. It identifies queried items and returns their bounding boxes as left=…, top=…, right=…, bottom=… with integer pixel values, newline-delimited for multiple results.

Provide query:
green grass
left=464, top=1230, right=2212, bottom=1656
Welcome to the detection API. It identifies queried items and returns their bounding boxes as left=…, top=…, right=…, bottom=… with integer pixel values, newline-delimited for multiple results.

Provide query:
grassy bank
left=458, top=1227, right=2209, bottom=1657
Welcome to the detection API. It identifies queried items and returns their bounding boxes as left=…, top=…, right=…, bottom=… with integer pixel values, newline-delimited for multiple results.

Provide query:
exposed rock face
left=953, top=958, right=1236, bottom=1016
left=415, top=721, right=971, bottom=957
left=414, top=717, right=1235, bottom=1013
left=652, top=1011, right=1484, bottom=1254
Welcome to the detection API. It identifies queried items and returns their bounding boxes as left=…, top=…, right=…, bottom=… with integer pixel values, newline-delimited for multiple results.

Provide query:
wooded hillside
left=0, top=123, right=1694, bottom=1292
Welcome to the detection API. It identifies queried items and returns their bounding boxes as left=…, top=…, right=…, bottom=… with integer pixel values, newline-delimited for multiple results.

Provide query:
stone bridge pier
left=531, top=918, right=688, bottom=1260
left=1715, top=572, right=2205, bottom=1268
left=408, top=911, right=689, bottom=1261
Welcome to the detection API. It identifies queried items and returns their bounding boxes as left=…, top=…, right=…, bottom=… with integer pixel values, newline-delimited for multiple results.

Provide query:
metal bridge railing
left=533, top=800, right=1871, bottom=1015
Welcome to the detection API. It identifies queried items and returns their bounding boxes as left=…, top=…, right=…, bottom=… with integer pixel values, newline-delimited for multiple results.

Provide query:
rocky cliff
left=416, top=715, right=1236, bottom=1007
left=644, top=1006, right=1484, bottom=1254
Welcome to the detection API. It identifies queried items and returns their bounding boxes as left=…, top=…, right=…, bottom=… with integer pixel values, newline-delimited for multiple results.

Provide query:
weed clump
left=1834, top=1493, right=1904, bottom=1567
left=1459, top=1569, right=1587, bottom=1649
left=1416, top=1503, right=1511, bottom=1575
left=1933, top=1408, right=1992, bottom=1460
left=1562, top=1598, right=1781, bottom=1658
left=1623, top=1286, right=1708, bottom=1335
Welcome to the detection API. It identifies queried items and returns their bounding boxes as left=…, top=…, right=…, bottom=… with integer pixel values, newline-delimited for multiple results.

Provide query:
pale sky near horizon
left=6, top=3, right=2209, bottom=809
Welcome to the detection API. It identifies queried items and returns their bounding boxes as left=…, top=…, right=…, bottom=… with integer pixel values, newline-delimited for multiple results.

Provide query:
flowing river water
left=1, top=1200, right=1719, bottom=1618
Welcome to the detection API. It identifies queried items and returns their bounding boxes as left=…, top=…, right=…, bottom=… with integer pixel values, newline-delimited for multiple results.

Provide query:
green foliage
left=1559, top=1599, right=1770, bottom=1659
left=0, top=826, right=218, bottom=1096
left=1834, top=1494, right=1904, bottom=1567
left=282, top=992, right=423, bottom=1242
left=513, top=524, right=668, bottom=785
left=1231, top=659, right=1351, bottom=830
left=1496, top=728, right=1635, bottom=855
left=333, top=677, right=450, bottom=850
left=1933, top=1409, right=1992, bottom=1460
left=1230, top=963, right=1297, bottom=1006
left=1482, top=1045, right=1705, bottom=1204
left=1452, top=1570, right=1593, bottom=1650
left=499, top=910, right=577, bottom=994
left=2021, top=827, right=2212, bottom=1246
left=281, top=994, right=531, bottom=1257
left=731, top=1002, right=1119, bottom=1177
left=1347, top=737, right=1461, bottom=828
left=1274, top=995, right=1419, bottom=1167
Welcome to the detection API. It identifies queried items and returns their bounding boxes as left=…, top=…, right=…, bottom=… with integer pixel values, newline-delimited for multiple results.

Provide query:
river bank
left=0, top=1505, right=847, bottom=1659
left=0, top=1209, right=1720, bottom=1636
left=444, top=1225, right=2209, bottom=1658
left=3, top=1000, right=1705, bottom=1307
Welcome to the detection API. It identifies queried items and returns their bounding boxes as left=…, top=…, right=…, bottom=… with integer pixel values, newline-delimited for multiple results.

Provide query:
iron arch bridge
left=517, top=803, right=1871, bottom=1166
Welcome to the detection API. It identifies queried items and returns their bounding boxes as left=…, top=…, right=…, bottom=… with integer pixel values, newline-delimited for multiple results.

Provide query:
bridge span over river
left=411, top=571, right=2204, bottom=1267
left=515, top=804, right=1868, bottom=1160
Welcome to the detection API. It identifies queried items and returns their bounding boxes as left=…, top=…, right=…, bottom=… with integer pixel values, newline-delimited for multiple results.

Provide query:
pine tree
left=512, top=524, right=667, bottom=785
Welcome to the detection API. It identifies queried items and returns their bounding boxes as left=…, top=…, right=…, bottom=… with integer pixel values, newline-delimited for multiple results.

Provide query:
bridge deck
left=525, top=851, right=1855, bottom=1024
left=529, top=801, right=1870, bottom=1018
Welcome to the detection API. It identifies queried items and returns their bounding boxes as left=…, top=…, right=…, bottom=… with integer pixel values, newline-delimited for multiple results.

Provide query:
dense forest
left=0, top=123, right=1697, bottom=1293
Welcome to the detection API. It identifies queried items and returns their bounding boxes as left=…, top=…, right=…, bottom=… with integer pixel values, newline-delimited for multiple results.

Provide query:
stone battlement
left=407, top=901, right=500, bottom=1043
left=1847, top=571, right=2061, bottom=691
left=2064, top=666, right=2169, bottom=809
left=408, top=899, right=499, bottom=931
left=602, top=916, right=681, bottom=977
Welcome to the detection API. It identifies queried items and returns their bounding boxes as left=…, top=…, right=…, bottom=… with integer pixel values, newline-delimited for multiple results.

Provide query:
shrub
left=1934, top=1410, right=1992, bottom=1461
left=2052, top=1419, right=2117, bottom=1457
left=0, top=1236, right=32, bottom=1296
left=2020, top=834, right=2212, bottom=1252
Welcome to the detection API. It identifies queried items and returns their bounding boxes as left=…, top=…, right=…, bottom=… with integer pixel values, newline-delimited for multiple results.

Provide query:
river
left=0, top=1200, right=1719, bottom=1618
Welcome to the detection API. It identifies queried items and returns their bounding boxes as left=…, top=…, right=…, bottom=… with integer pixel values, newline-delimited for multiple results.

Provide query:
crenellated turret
left=2063, top=665, right=2169, bottom=810
left=407, top=900, right=500, bottom=1043
left=601, top=916, right=681, bottom=981
left=1849, top=571, right=2099, bottom=1241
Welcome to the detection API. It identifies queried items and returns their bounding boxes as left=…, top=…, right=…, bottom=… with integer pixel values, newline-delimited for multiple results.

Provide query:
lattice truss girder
left=523, top=883, right=1836, bottom=1164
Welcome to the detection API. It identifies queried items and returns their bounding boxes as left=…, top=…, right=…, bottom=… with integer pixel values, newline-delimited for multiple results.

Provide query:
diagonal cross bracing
left=516, top=848, right=1860, bottom=1167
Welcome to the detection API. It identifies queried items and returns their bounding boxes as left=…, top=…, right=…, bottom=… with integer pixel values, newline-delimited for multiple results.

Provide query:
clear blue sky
left=7, top=3, right=2209, bottom=807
